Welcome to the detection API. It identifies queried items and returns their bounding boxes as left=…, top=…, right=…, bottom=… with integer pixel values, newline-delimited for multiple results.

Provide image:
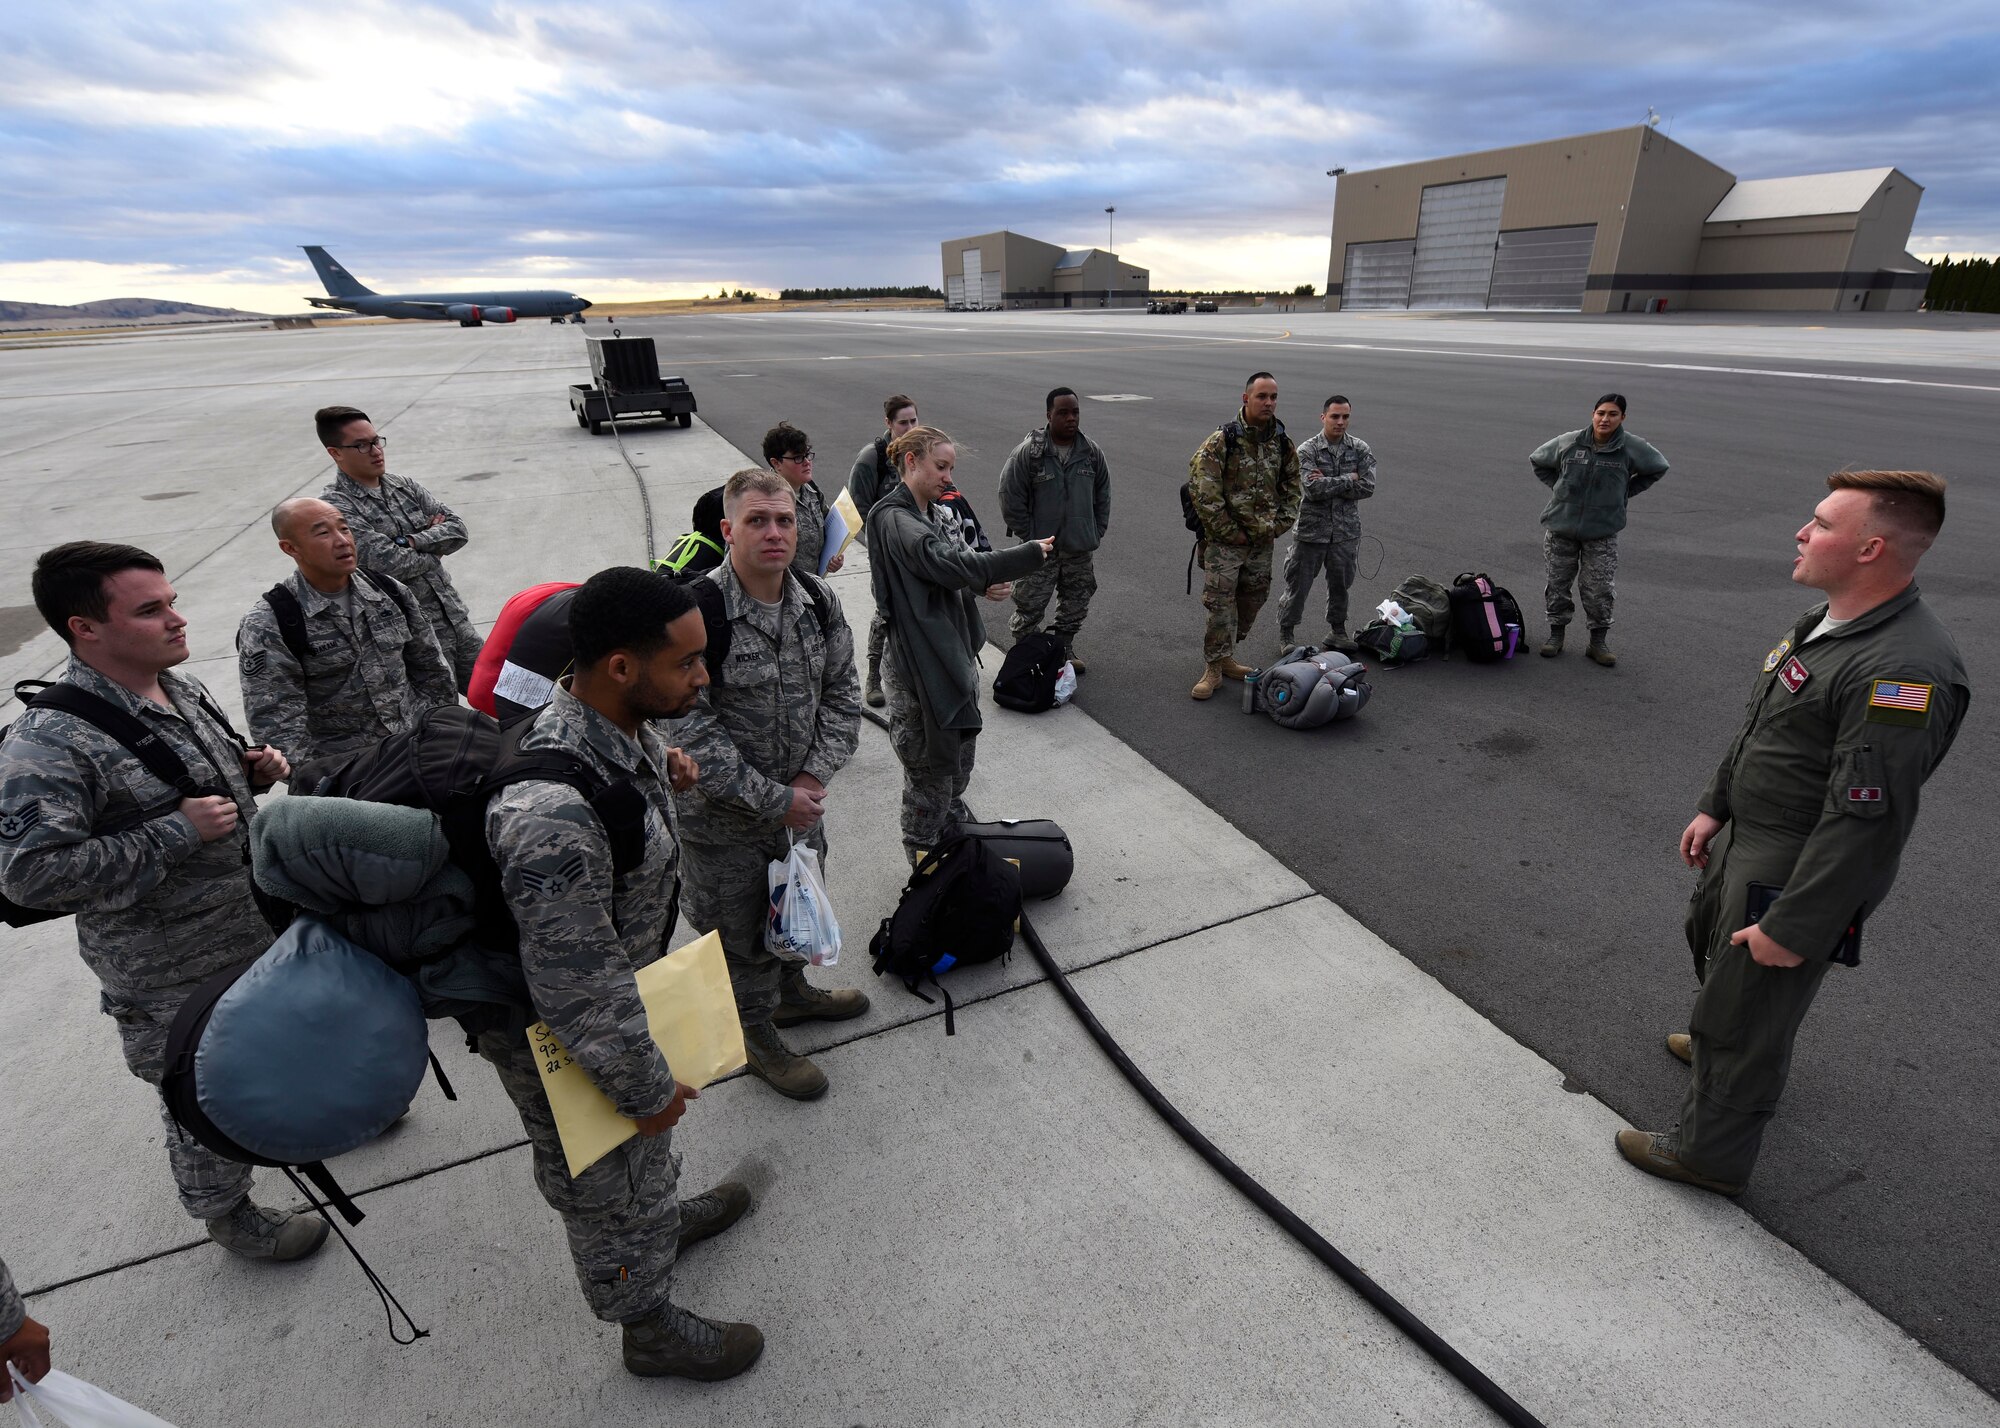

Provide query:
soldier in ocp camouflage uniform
left=1187, top=372, right=1301, bottom=699
left=846, top=394, right=923, bottom=707
left=1529, top=392, right=1669, bottom=667
left=674, top=471, right=864, bottom=1102
left=1278, top=395, right=1375, bottom=652
left=236, top=498, right=457, bottom=766
left=481, top=566, right=761, bottom=1381
left=314, top=405, right=484, bottom=689
left=998, top=387, right=1111, bottom=671
left=0, top=543, right=325, bottom=1263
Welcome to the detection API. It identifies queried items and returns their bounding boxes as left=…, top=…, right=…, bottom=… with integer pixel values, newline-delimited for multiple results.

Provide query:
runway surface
left=619, top=305, right=2000, bottom=1391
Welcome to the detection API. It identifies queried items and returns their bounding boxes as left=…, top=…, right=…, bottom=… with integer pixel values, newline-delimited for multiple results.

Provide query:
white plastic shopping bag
left=8, top=1365, right=178, bottom=1428
left=765, top=839, right=842, bottom=967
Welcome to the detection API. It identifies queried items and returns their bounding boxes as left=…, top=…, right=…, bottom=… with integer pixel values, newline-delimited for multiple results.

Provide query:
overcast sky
left=2, top=0, right=1996, bottom=309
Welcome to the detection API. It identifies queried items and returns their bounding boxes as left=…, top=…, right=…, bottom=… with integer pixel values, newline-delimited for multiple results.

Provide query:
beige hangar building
left=940, top=231, right=1150, bottom=309
left=1324, top=125, right=1929, bottom=314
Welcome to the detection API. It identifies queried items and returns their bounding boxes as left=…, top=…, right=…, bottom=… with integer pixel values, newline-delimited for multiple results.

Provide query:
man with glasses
left=762, top=421, right=843, bottom=580
left=316, top=405, right=483, bottom=689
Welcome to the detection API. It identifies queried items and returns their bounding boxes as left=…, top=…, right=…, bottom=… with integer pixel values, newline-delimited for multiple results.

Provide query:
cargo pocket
left=1827, top=744, right=1890, bottom=820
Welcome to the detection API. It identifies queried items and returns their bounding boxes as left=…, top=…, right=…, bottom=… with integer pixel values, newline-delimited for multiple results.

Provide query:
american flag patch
left=1869, top=681, right=1932, bottom=712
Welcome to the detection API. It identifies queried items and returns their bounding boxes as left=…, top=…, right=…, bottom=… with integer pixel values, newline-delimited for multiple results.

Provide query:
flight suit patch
left=1865, top=680, right=1932, bottom=728
left=1777, top=656, right=1810, bottom=694
left=1847, top=787, right=1883, bottom=803
left=1762, top=637, right=1792, bottom=674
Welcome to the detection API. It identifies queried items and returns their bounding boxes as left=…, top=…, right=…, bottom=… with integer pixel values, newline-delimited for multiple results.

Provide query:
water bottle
left=1241, top=668, right=1260, bottom=713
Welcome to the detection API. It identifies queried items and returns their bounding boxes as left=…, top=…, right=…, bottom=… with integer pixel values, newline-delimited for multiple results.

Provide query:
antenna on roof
left=1645, top=106, right=1663, bottom=128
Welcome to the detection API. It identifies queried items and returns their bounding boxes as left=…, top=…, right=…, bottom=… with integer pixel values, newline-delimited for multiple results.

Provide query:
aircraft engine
left=445, top=304, right=481, bottom=323
left=477, top=306, right=517, bottom=323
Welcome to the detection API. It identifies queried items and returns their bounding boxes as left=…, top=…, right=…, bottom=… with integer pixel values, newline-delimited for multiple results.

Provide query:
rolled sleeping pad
left=956, top=818, right=1073, bottom=901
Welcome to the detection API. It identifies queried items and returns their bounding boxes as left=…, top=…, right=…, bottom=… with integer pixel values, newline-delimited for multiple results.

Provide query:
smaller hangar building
left=1325, top=126, right=1928, bottom=314
left=941, top=231, right=1150, bottom=309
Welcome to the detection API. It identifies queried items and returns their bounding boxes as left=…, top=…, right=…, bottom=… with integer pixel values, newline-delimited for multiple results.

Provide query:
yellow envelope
left=830, top=487, right=862, bottom=561
left=528, top=929, right=747, bottom=1178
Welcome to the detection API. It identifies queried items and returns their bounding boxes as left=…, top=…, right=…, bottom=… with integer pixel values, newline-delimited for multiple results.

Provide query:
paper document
left=530, top=929, right=747, bottom=1177
left=820, top=487, right=862, bottom=574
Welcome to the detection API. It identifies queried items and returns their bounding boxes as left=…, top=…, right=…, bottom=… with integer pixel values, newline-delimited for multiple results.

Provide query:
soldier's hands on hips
left=242, top=744, right=290, bottom=783
left=1680, top=812, right=1724, bottom=869
left=1732, top=922, right=1805, bottom=968
left=664, top=747, right=699, bottom=793
left=0, top=1313, right=51, bottom=1400
left=180, top=795, right=240, bottom=842
left=635, top=1081, right=698, bottom=1137
left=784, top=786, right=826, bottom=831
left=983, top=583, right=1013, bottom=602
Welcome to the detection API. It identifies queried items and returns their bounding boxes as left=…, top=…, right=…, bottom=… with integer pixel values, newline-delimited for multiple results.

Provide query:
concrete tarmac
left=0, top=316, right=1994, bottom=1425
left=632, top=305, right=2000, bottom=1395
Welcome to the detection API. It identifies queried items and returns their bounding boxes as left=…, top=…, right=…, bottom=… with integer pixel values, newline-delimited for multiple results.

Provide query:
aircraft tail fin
left=301, top=246, right=374, bottom=298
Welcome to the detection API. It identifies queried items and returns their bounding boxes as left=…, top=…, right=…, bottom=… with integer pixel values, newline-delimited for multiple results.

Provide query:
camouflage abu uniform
left=236, top=569, right=457, bottom=765
left=481, top=685, right=686, bottom=1324
left=0, top=658, right=271, bottom=1220
left=322, top=469, right=483, bottom=686
left=1188, top=411, right=1301, bottom=663
left=673, top=562, right=860, bottom=1027
left=790, top=478, right=831, bottom=581
left=1529, top=426, right=1669, bottom=631
left=1278, top=431, right=1375, bottom=642
left=997, top=426, right=1111, bottom=653
left=0, top=1255, right=21, bottom=1341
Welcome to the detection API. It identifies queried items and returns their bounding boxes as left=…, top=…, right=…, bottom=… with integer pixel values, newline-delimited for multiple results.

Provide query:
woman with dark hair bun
left=865, top=426, right=1052, bottom=862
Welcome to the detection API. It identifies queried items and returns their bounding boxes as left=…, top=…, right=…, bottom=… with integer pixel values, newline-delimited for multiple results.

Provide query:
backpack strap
left=487, top=722, right=651, bottom=878
left=688, top=576, right=732, bottom=688
left=17, top=680, right=202, bottom=797
left=790, top=570, right=836, bottom=638
left=261, top=584, right=311, bottom=669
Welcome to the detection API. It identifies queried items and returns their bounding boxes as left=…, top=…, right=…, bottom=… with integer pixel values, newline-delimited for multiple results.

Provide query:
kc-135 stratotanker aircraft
left=301, top=245, right=592, bottom=325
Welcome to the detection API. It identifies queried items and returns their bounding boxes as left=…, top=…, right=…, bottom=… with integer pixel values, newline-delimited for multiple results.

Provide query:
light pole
left=1105, top=206, right=1116, bottom=308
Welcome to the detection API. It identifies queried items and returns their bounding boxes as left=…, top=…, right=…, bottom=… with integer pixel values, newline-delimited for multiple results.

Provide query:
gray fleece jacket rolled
left=866, top=483, right=1046, bottom=760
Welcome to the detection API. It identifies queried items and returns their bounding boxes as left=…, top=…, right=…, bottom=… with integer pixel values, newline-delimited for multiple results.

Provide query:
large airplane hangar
left=1324, top=125, right=1929, bottom=314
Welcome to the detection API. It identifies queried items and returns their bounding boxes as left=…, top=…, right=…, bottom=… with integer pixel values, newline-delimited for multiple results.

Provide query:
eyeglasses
left=337, top=436, right=388, bottom=452
left=778, top=449, right=814, bottom=463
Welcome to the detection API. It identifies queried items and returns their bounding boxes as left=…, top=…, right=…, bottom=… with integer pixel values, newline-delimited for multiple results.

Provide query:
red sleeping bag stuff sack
left=467, top=582, right=580, bottom=721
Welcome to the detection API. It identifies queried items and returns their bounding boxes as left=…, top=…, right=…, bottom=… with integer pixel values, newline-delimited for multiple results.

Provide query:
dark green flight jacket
left=1530, top=427, right=1669, bottom=540
left=1695, top=584, right=1969, bottom=961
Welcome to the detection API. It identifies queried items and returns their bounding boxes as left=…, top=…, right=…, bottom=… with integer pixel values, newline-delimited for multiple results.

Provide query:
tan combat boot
left=1190, top=663, right=1225, bottom=700
left=1219, top=656, right=1256, bottom=680
left=1614, top=1129, right=1744, bottom=1196
left=1666, top=1033, right=1692, bottom=1065
left=742, top=1021, right=829, bottom=1100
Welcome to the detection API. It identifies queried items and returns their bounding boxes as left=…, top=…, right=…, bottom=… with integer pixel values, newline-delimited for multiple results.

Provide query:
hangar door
left=1340, top=238, right=1416, bottom=309
left=1488, top=225, right=1596, bottom=310
left=1408, top=176, right=1506, bottom=309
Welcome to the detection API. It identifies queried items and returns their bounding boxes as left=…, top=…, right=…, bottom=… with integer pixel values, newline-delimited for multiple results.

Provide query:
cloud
left=0, top=0, right=1995, bottom=305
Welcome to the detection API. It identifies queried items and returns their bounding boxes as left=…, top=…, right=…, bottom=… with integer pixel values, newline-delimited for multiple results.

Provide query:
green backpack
left=1389, top=574, right=1454, bottom=645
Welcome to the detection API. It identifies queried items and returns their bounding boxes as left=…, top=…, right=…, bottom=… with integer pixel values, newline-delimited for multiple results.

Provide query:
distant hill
left=0, top=297, right=267, bottom=323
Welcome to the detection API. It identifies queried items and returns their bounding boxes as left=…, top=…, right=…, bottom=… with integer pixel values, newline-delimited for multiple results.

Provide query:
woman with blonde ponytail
left=865, top=427, right=1053, bottom=862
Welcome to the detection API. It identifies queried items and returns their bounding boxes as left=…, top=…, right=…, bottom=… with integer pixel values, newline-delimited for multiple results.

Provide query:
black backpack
left=993, top=631, right=1068, bottom=713
left=682, top=570, right=836, bottom=691
left=1446, top=572, right=1526, bottom=663
left=0, top=678, right=286, bottom=931
left=869, top=828, right=1022, bottom=1034
left=286, top=703, right=661, bottom=1037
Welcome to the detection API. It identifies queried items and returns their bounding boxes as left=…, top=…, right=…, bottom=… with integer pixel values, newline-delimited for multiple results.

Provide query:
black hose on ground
left=861, top=597, right=1546, bottom=1423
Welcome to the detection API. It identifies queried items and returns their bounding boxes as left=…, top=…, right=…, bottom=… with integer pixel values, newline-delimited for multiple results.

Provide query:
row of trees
left=778, top=286, right=944, bottom=301
left=1923, top=258, right=2000, bottom=313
